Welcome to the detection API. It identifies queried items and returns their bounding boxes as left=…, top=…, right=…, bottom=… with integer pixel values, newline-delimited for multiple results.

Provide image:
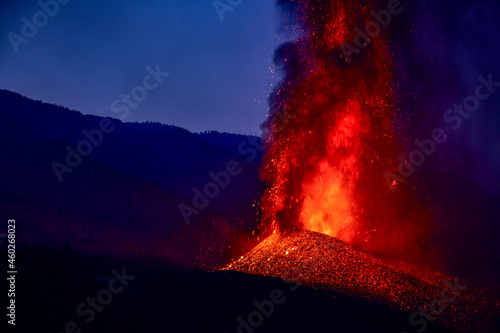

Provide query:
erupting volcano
left=226, top=0, right=499, bottom=331
left=258, top=0, right=431, bottom=263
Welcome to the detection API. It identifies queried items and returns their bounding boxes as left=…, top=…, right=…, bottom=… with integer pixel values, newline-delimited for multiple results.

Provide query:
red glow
left=324, top=3, right=348, bottom=48
left=225, top=231, right=495, bottom=332
left=260, top=0, right=432, bottom=265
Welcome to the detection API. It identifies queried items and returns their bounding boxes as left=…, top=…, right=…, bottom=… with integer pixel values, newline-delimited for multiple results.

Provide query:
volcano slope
left=225, top=231, right=499, bottom=332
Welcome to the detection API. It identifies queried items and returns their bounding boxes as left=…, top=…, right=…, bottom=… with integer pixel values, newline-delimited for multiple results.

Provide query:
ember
left=226, top=231, right=498, bottom=332
left=225, top=1, right=500, bottom=331
left=259, top=0, right=432, bottom=264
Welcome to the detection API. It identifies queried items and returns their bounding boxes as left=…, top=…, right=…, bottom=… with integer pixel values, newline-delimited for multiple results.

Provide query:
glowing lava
left=300, top=101, right=364, bottom=242
left=260, top=0, right=431, bottom=263
left=225, top=231, right=498, bottom=332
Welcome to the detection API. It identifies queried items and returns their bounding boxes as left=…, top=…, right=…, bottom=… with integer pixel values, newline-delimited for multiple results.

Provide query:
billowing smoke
left=259, top=0, right=500, bottom=285
left=259, top=0, right=436, bottom=267
left=392, top=0, right=500, bottom=287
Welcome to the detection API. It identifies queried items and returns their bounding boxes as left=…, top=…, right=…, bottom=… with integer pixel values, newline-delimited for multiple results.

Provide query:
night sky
left=0, top=0, right=498, bottom=188
left=0, top=0, right=285, bottom=135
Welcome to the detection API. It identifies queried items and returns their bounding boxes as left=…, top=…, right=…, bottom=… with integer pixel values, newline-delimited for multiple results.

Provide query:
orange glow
left=300, top=161, right=355, bottom=242
left=259, top=0, right=433, bottom=265
left=225, top=231, right=494, bottom=332
left=300, top=102, right=365, bottom=242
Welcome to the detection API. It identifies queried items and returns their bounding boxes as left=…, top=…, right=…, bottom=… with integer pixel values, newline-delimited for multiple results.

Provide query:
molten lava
left=225, top=2, right=500, bottom=331
left=260, top=0, right=432, bottom=263
left=300, top=101, right=365, bottom=242
left=225, top=231, right=498, bottom=332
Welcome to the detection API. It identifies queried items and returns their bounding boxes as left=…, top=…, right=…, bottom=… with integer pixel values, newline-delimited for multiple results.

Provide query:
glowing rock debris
left=259, top=0, right=430, bottom=263
left=226, top=231, right=498, bottom=331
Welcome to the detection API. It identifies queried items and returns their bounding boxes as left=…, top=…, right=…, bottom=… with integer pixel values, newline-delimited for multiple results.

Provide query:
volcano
left=225, top=231, right=498, bottom=332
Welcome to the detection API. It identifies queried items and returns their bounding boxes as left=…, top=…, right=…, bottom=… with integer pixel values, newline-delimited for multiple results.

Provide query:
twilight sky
left=0, top=0, right=285, bottom=135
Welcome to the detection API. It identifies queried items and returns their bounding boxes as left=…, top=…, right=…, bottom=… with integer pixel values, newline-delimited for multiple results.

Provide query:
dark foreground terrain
left=2, top=245, right=476, bottom=333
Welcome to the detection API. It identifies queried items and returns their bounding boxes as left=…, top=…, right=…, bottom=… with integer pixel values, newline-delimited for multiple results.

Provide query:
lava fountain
left=226, top=3, right=499, bottom=330
left=260, top=0, right=432, bottom=264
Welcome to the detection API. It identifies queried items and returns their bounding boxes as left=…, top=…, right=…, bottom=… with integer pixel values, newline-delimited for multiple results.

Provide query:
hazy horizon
left=0, top=0, right=288, bottom=135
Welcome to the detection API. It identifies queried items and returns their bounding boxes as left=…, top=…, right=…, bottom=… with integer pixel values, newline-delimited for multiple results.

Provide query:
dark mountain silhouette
left=1, top=89, right=498, bottom=283
left=1, top=90, right=499, bottom=332
left=197, top=130, right=264, bottom=164
left=0, top=89, right=264, bottom=266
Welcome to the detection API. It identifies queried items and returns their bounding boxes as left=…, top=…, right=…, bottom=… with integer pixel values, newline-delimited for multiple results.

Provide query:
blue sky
left=0, top=0, right=285, bottom=135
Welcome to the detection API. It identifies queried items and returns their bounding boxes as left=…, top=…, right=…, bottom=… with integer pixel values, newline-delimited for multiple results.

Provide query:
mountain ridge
left=0, top=89, right=264, bottom=267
